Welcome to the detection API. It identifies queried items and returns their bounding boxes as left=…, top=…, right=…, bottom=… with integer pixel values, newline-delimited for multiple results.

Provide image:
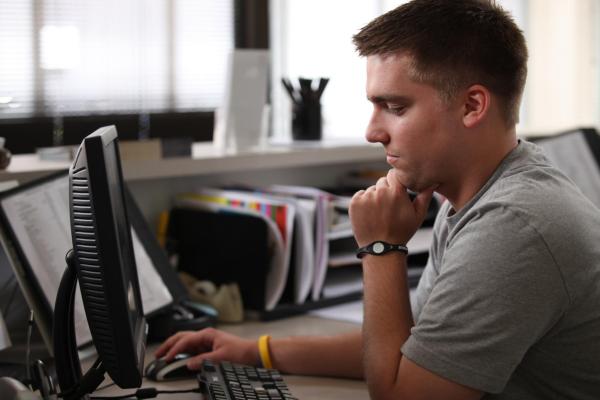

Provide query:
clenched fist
left=349, top=169, right=434, bottom=248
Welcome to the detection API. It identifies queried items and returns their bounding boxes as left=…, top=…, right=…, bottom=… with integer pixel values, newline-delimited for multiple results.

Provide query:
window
left=0, top=0, right=233, bottom=118
left=270, top=0, right=381, bottom=141
left=0, top=2, right=35, bottom=115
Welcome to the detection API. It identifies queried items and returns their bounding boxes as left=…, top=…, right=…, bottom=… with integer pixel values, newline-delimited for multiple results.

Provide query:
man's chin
left=406, top=181, right=441, bottom=194
left=393, top=173, right=419, bottom=192
left=391, top=170, right=439, bottom=193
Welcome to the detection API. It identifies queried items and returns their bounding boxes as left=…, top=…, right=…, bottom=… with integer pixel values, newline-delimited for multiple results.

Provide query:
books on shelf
left=165, top=185, right=435, bottom=317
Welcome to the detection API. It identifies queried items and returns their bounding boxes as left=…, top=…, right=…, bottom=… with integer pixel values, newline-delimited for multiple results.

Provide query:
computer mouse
left=144, top=353, right=197, bottom=381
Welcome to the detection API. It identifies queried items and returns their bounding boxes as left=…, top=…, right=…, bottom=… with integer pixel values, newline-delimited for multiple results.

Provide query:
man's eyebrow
left=367, top=94, right=411, bottom=103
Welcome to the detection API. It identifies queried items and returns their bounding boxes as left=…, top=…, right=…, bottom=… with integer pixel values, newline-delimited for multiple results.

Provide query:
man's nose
left=365, top=112, right=390, bottom=144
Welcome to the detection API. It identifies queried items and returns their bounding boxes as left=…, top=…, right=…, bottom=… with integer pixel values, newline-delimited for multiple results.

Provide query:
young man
left=156, top=1, right=600, bottom=398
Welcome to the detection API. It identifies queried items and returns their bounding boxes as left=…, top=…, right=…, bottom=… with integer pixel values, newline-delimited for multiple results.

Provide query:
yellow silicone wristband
left=258, top=335, right=273, bottom=369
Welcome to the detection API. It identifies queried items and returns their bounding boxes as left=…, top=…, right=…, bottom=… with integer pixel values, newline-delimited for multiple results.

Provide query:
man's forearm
left=362, top=253, right=413, bottom=398
left=269, top=330, right=363, bottom=379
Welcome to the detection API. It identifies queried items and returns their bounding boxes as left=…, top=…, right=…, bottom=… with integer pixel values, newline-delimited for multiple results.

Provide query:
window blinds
left=0, top=0, right=233, bottom=117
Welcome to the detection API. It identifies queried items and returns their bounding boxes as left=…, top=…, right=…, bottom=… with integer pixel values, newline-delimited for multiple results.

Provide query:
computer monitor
left=53, top=126, right=146, bottom=397
left=0, top=172, right=175, bottom=352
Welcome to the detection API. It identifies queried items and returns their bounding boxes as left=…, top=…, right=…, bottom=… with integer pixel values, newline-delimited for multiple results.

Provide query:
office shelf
left=0, top=141, right=383, bottom=184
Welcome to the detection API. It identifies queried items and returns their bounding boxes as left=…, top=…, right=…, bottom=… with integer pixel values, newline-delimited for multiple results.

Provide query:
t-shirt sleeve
left=411, top=256, right=436, bottom=321
left=401, top=207, right=569, bottom=393
left=412, top=201, right=450, bottom=321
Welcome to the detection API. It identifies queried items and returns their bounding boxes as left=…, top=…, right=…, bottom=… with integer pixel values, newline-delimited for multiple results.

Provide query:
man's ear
left=462, top=84, right=490, bottom=128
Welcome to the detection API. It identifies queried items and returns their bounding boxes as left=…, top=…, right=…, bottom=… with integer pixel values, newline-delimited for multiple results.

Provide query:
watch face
left=372, top=241, right=385, bottom=254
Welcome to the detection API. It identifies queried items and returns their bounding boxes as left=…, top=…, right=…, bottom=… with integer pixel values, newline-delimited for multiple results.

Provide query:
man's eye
left=386, top=104, right=405, bottom=115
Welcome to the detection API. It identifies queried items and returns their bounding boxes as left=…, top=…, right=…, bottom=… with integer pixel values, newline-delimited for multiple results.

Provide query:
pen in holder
left=282, top=77, right=329, bottom=141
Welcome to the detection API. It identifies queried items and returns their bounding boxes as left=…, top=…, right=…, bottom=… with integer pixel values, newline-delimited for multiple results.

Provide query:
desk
left=95, top=314, right=368, bottom=399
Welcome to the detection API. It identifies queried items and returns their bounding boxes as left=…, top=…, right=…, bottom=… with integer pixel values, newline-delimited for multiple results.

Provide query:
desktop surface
left=92, top=315, right=368, bottom=400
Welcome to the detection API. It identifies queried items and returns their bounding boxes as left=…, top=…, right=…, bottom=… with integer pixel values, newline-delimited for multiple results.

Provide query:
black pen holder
left=292, top=101, right=322, bottom=141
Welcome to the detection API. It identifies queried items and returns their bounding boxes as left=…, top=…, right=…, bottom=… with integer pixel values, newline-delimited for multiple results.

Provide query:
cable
left=55, top=357, right=105, bottom=399
left=90, top=357, right=103, bottom=370
left=89, top=387, right=202, bottom=399
left=25, top=309, right=34, bottom=390
left=52, top=355, right=202, bottom=399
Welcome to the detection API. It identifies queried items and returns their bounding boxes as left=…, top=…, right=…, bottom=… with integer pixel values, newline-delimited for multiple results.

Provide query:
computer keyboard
left=198, top=360, right=297, bottom=400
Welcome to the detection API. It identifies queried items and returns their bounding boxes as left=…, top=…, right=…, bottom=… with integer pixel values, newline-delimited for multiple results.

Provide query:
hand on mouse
left=155, top=328, right=259, bottom=370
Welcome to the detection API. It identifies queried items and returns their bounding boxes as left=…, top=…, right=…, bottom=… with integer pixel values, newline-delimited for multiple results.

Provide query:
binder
left=167, top=207, right=271, bottom=311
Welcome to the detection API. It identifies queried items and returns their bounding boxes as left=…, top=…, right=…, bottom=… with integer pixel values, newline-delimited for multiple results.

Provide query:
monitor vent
left=71, top=174, right=119, bottom=374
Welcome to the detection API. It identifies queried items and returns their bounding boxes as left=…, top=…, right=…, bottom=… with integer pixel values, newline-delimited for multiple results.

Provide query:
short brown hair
left=353, top=0, right=527, bottom=126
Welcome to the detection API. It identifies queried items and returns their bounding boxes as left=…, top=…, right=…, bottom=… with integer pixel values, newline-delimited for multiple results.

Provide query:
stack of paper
left=266, top=185, right=333, bottom=302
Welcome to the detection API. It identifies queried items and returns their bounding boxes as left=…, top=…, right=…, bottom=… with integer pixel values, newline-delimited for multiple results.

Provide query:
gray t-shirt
left=402, top=140, right=600, bottom=399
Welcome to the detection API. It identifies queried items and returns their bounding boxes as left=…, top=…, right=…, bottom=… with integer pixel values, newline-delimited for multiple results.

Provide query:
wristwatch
left=356, top=241, right=408, bottom=258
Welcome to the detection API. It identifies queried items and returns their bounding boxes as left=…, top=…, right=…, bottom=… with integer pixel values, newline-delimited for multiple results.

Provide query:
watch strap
left=356, top=240, right=408, bottom=258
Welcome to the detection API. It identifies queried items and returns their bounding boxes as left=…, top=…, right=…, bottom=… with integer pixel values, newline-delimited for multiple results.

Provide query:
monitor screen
left=0, top=165, right=172, bottom=349
left=92, top=129, right=142, bottom=335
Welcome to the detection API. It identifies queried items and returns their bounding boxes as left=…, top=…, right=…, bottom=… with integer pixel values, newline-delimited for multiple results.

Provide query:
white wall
left=524, top=0, right=599, bottom=135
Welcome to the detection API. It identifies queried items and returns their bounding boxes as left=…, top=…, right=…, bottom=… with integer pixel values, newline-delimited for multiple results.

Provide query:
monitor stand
left=53, top=250, right=105, bottom=400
